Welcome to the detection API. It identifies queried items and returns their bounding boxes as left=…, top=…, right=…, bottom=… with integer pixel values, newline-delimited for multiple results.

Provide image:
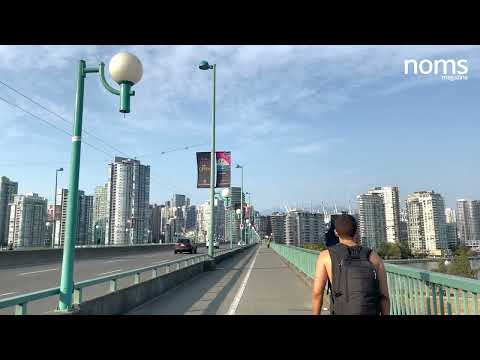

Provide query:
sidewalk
left=128, top=245, right=324, bottom=315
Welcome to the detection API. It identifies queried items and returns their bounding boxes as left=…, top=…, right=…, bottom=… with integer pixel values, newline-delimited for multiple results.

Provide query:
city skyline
left=1, top=45, right=480, bottom=211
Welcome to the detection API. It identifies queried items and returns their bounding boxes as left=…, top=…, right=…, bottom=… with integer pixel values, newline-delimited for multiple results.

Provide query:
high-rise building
left=271, top=212, right=286, bottom=243
left=150, top=204, right=164, bottom=243
left=285, top=210, right=325, bottom=247
left=92, top=184, right=108, bottom=244
left=197, top=199, right=225, bottom=243
left=106, top=157, right=150, bottom=245
left=445, top=208, right=458, bottom=250
left=357, top=193, right=386, bottom=249
left=368, top=186, right=400, bottom=244
left=407, top=191, right=447, bottom=255
left=224, top=187, right=243, bottom=245
left=456, top=199, right=480, bottom=249
left=0, top=176, right=18, bottom=246
left=7, top=193, right=47, bottom=248
left=56, top=189, right=93, bottom=246
left=185, top=205, right=197, bottom=232
left=399, top=208, right=408, bottom=244
left=172, top=194, right=187, bottom=208
left=77, top=193, right=93, bottom=245
left=257, top=215, right=272, bottom=239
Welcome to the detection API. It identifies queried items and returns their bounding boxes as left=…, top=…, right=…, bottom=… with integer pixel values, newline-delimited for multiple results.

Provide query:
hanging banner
left=196, top=152, right=211, bottom=188
left=215, top=151, right=231, bottom=188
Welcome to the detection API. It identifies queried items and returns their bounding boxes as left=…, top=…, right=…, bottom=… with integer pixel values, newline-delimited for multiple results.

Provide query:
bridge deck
left=128, top=245, right=324, bottom=315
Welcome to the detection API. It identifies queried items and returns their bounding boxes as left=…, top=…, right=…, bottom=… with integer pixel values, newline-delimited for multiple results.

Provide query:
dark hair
left=334, top=214, right=357, bottom=239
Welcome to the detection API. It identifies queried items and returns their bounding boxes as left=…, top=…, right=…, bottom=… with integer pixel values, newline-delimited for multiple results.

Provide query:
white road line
left=226, top=247, right=260, bottom=315
left=97, top=269, right=123, bottom=276
left=105, top=259, right=127, bottom=263
left=0, top=292, right=16, bottom=297
left=18, top=268, right=57, bottom=276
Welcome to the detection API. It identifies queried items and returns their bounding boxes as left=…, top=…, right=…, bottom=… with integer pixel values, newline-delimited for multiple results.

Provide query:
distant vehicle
left=206, top=240, right=219, bottom=249
left=238, top=241, right=245, bottom=246
left=174, top=238, right=197, bottom=254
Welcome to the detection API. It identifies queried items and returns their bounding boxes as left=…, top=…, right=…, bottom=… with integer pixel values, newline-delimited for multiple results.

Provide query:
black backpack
left=327, top=243, right=381, bottom=315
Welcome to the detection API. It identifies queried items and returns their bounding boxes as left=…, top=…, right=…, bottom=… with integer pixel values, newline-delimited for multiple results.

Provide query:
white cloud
left=287, top=138, right=345, bottom=154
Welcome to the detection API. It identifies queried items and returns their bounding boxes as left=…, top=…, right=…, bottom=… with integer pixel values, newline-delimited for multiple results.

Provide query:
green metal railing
left=270, top=243, right=480, bottom=315
left=0, top=244, right=254, bottom=315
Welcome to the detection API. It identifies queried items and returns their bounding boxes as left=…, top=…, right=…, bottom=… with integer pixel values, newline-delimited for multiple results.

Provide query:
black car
left=174, top=238, right=198, bottom=254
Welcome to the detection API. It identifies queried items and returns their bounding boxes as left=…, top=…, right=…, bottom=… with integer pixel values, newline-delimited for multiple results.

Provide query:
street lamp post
left=199, top=60, right=216, bottom=258
left=221, top=188, right=232, bottom=249
left=235, top=164, right=244, bottom=244
left=52, top=167, right=63, bottom=248
left=57, top=52, right=143, bottom=312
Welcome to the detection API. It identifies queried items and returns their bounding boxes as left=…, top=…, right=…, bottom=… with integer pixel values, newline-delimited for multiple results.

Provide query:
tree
left=388, top=244, right=402, bottom=259
left=377, top=242, right=390, bottom=258
left=399, top=243, right=412, bottom=259
left=303, top=243, right=326, bottom=251
left=448, top=252, right=475, bottom=279
left=434, top=252, right=475, bottom=279
left=435, top=261, right=448, bottom=274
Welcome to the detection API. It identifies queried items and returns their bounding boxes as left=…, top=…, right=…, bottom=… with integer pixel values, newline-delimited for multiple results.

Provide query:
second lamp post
left=198, top=60, right=216, bottom=258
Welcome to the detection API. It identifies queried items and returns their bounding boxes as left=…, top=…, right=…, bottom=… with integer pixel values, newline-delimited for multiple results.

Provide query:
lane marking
left=105, top=259, right=128, bottom=263
left=97, top=269, right=123, bottom=276
left=18, top=268, right=57, bottom=276
left=0, top=292, right=16, bottom=297
left=226, top=247, right=260, bottom=315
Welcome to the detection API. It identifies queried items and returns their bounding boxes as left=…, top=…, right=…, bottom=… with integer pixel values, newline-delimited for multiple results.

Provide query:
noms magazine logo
left=404, top=59, right=468, bottom=81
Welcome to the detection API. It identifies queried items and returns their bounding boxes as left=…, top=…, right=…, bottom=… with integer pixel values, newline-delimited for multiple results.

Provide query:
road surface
left=0, top=244, right=232, bottom=315
left=128, top=245, right=319, bottom=315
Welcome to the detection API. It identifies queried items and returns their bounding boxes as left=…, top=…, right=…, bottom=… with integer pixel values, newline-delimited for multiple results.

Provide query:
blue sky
left=0, top=45, right=479, bottom=212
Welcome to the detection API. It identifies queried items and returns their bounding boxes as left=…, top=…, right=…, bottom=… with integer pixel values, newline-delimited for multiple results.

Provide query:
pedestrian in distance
left=312, top=214, right=390, bottom=315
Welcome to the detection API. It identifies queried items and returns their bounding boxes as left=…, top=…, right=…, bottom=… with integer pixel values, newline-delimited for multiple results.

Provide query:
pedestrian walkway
left=128, top=245, right=325, bottom=315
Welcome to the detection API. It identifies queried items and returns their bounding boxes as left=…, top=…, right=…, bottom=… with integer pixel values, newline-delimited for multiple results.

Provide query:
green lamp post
left=198, top=60, right=216, bottom=258
left=221, top=188, right=233, bottom=249
left=57, top=52, right=143, bottom=312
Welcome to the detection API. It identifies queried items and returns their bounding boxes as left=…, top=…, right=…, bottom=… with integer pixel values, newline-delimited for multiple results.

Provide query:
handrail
left=0, top=244, right=254, bottom=315
left=270, top=242, right=480, bottom=315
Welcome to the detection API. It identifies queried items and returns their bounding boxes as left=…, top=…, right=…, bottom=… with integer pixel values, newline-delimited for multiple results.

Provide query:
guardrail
left=270, top=242, right=480, bottom=315
left=0, top=244, right=253, bottom=315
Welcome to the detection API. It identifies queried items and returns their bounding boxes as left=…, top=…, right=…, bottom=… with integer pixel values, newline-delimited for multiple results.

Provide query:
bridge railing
left=270, top=242, right=480, bottom=315
left=0, top=244, right=253, bottom=315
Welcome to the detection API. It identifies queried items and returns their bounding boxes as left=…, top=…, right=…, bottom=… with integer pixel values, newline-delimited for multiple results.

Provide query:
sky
left=0, top=45, right=479, bottom=213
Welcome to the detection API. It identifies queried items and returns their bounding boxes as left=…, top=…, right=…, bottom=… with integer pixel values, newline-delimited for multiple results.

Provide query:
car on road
left=237, top=241, right=245, bottom=246
left=174, top=238, right=197, bottom=254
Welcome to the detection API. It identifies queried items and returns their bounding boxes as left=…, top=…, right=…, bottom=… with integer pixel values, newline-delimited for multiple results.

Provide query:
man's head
left=334, top=214, right=358, bottom=241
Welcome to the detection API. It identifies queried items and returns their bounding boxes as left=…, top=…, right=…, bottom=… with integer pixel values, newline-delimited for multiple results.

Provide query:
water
left=401, top=259, right=480, bottom=280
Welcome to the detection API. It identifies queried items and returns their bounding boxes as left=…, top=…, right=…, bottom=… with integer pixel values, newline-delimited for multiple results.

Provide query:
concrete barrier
left=0, top=244, right=180, bottom=269
left=70, top=244, right=256, bottom=315
left=73, top=262, right=205, bottom=315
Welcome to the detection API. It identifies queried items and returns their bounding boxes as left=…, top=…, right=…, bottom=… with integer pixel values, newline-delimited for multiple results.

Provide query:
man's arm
left=312, top=251, right=329, bottom=315
left=370, top=251, right=390, bottom=315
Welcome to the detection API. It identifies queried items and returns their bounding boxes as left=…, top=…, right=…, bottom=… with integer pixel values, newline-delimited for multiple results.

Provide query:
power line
left=0, top=95, right=114, bottom=160
left=0, top=79, right=131, bottom=158
left=136, top=143, right=208, bottom=158
left=0, top=80, right=209, bottom=160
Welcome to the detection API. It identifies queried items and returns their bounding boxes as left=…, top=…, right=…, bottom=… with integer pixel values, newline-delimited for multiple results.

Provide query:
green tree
left=448, top=252, right=475, bottom=279
left=399, top=243, right=412, bottom=259
left=388, top=244, right=402, bottom=259
left=303, top=243, right=326, bottom=251
left=435, top=261, right=448, bottom=274
left=377, top=242, right=390, bottom=258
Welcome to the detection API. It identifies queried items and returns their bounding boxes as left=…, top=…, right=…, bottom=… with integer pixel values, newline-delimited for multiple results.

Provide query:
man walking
left=312, top=214, right=390, bottom=315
